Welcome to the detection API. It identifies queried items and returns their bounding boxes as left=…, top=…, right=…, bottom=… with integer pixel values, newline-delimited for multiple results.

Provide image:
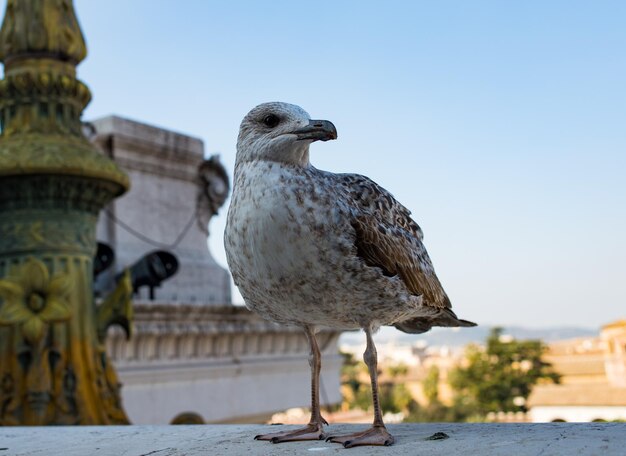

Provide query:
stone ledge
left=1, top=423, right=624, bottom=456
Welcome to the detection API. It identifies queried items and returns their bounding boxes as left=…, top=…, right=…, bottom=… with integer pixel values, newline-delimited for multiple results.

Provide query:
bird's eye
left=262, top=114, right=280, bottom=128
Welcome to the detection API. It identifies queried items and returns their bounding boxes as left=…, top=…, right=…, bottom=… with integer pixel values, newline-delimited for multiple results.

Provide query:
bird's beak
left=292, top=119, right=338, bottom=142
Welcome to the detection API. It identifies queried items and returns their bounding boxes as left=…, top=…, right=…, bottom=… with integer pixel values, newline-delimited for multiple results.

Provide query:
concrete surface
left=0, top=423, right=624, bottom=455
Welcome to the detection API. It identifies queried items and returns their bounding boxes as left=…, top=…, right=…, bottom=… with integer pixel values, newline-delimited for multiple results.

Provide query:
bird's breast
left=225, top=163, right=350, bottom=300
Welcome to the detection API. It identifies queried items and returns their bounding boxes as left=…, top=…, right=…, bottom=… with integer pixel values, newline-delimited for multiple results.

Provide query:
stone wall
left=106, top=304, right=343, bottom=424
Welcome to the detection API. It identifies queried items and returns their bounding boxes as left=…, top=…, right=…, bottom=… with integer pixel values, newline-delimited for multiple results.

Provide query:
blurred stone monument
left=90, top=116, right=231, bottom=305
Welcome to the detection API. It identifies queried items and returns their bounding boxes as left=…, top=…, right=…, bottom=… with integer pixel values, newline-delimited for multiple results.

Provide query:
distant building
left=91, top=116, right=342, bottom=423
left=603, top=320, right=626, bottom=388
left=528, top=320, right=626, bottom=422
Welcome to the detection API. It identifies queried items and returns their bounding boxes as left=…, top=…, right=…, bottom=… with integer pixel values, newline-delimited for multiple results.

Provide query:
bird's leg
left=254, top=326, right=328, bottom=443
left=305, top=325, right=329, bottom=429
left=327, top=327, right=394, bottom=448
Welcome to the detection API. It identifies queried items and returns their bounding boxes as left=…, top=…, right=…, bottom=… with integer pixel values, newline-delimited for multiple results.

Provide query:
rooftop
left=529, top=383, right=626, bottom=407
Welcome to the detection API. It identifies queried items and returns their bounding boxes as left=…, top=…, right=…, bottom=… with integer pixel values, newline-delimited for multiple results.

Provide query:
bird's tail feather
left=393, top=308, right=477, bottom=334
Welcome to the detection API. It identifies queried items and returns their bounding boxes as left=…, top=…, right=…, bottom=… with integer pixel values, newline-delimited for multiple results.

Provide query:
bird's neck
left=236, top=146, right=311, bottom=169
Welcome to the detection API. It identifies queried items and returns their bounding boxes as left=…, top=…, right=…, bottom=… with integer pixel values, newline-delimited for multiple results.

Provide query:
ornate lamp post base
left=0, top=1, right=131, bottom=425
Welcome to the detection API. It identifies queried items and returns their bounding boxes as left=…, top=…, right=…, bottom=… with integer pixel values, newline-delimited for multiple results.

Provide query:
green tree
left=405, top=327, right=560, bottom=423
left=449, top=327, right=560, bottom=416
left=387, top=363, right=409, bottom=378
left=339, top=351, right=371, bottom=411
left=380, top=382, right=414, bottom=414
left=422, top=365, right=440, bottom=404
left=405, top=365, right=462, bottom=422
left=340, top=352, right=418, bottom=414
left=340, top=351, right=362, bottom=398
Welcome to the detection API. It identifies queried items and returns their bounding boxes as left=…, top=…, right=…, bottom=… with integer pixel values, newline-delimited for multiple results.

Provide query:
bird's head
left=236, top=102, right=337, bottom=167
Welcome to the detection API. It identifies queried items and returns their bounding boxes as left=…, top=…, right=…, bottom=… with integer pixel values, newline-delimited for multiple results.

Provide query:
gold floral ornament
left=0, top=258, right=72, bottom=345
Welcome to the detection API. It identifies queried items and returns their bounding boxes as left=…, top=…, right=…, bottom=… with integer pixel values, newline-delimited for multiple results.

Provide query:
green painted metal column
left=0, top=0, right=131, bottom=425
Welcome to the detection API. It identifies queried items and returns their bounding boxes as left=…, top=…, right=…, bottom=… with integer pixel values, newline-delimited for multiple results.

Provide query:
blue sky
left=5, top=1, right=624, bottom=329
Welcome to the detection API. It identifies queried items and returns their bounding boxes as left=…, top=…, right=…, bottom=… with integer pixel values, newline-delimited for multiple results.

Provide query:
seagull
left=224, top=102, right=476, bottom=448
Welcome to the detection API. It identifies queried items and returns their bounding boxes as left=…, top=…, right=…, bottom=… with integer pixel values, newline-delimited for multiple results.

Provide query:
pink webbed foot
left=326, top=425, right=395, bottom=448
left=255, top=420, right=327, bottom=443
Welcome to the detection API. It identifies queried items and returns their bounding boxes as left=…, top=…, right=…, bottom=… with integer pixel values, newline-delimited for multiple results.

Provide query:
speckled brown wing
left=337, top=173, right=449, bottom=308
left=338, top=173, right=476, bottom=333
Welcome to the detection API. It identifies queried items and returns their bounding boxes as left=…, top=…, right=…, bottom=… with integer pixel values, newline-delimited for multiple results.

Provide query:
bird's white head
left=236, top=102, right=337, bottom=168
